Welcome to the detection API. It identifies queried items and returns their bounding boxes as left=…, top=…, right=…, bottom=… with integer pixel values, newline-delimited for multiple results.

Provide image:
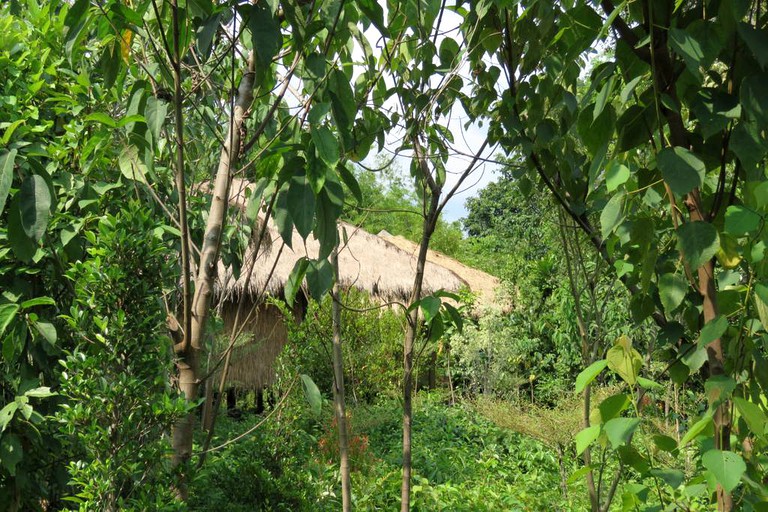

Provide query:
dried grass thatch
left=377, top=231, right=511, bottom=314
left=206, top=179, right=469, bottom=390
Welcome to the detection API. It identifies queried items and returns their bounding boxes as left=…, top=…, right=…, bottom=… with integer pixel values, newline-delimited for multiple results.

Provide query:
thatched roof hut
left=377, top=231, right=512, bottom=314
left=207, top=179, right=469, bottom=389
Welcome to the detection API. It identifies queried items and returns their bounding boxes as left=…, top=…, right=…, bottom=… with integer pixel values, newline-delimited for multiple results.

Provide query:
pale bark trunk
left=171, top=51, right=257, bottom=496
left=331, top=247, right=352, bottom=512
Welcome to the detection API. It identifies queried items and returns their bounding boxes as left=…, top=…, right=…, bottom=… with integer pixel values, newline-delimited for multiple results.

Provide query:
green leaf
left=284, top=258, right=308, bottom=308
left=724, top=205, right=762, bottom=236
left=8, top=197, right=37, bottom=262
left=305, top=259, right=333, bottom=300
left=274, top=188, right=294, bottom=248
left=0, top=304, right=19, bottom=339
left=575, top=360, right=608, bottom=393
left=690, top=89, right=741, bottom=140
left=733, top=397, right=767, bottom=440
left=0, top=402, right=18, bottom=432
left=419, top=296, right=441, bottom=324
left=677, top=221, right=720, bottom=269
left=600, top=193, right=625, bottom=239
left=575, top=425, right=600, bottom=455
left=669, top=27, right=705, bottom=78
left=606, top=335, right=643, bottom=386
left=314, top=189, right=339, bottom=261
left=287, top=173, right=315, bottom=239
left=337, top=164, right=362, bottom=204
left=249, top=2, right=282, bottom=67
left=740, top=73, right=768, bottom=126
left=658, top=273, right=688, bottom=316
left=21, top=297, right=55, bottom=309
left=358, top=0, right=389, bottom=37
left=144, top=96, right=168, bottom=142
left=84, top=112, right=117, bottom=127
left=650, top=468, right=684, bottom=489
left=755, top=284, right=768, bottom=330
left=680, top=413, right=713, bottom=447
left=0, top=149, right=16, bottom=216
left=311, top=125, right=340, bottom=167
left=637, top=377, right=662, bottom=389
left=34, top=321, right=57, bottom=345
left=652, top=434, right=678, bottom=452
left=604, top=417, right=641, bottom=449
left=737, top=22, right=768, bottom=70
left=0, top=433, right=23, bottom=476
left=657, top=147, right=705, bottom=197
left=704, top=375, right=736, bottom=407
left=119, top=145, right=148, bottom=184
left=593, top=75, right=616, bottom=121
left=24, top=387, right=55, bottom=398
left=300, top=374, right=322, bottom=416
left=616, top=104, right=654, bottom=152
left=598, top=394, right=631, bottom=422
left=578, top=106, right=615, bottom=155
left=605, top=161, right=629, bottom=192
left=19, top=174, right=52, bottom=242
left=698, top=315, right=728, bottom=347
left=701, top=450, right=746, bottom=493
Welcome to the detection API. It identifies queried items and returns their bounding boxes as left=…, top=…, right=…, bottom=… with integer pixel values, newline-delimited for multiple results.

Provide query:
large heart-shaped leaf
left=657, top=147, right=705, bottom=197
left=677, top=221, right=719, bottom=270
left=702, top=450, right=746, bottom=493
left=19, top=174, right=52, bottom=242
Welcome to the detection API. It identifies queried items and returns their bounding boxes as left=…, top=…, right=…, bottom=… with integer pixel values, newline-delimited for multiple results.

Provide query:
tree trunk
left=171, top=51, right=256, bottom=497
left=401, top=192, right=439, bottom=512
left=331, top=247, right=352, bottom=511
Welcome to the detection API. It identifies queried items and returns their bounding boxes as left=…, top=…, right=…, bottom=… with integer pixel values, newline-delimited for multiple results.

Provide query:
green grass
left=188, top=392, right=589, bottom=511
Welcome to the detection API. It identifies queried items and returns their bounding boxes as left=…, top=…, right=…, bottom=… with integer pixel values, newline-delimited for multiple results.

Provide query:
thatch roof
left=215, top=179, right=469, bottom=304
left=377, top=231, right=511, bottom=313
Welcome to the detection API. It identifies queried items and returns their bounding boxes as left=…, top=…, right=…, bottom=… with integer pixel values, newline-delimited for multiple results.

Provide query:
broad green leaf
left=0, top=433, right=23, bottom=476
left=314, top=189, right=339, bottom=261
left=84, top=112, right=117, bottom=127
left=690, top=89, right=741, bottom=140
left=658, top=273, right=688, bottom=316
left=357, top=0, right=389, bottom=37
left=669, top=27, right=705, bottom=77
left=119, top=145, right=148, bottom=184
left=21, top=297, right=55, bottom=309
left=575, top=360, right=608, bottom=393
left=0, top=402, right=18, bottom=432
left=300, top=374, right=322, bottom=416
left=0, top=149, right=16, bottom=216
left=19, top=174, right=52, bottom=242
left=419, top=296, right=441, bottom=324
left=652, top=434, right=678, bottom=452
left=738, top=23, right=768, bottom=70
left=24, top=387, right=55, bottom=398
left=443, top=303, right=463, bottom=333
left=657, top=147, right=705, bottom=197
left=305, top=259, right=333, bottom=301
left=755, top=284, right=768, bottom=332
left=604, top=417, right=641, bottom=449
left=730, top=121, right=767, bottom=167
left=575, top=425, right=600, bottom=455
left=249, top=2, right=282, bottom=66
left=34, top=321, right=57, bottom=345
left=578, top=106, right=615, bottom=155
left=593, top=75, right=616, bottom=121
left=677, top=222, right=720, bottom=269
left=740, top=74, right=768, bottom=126
left=701, top=450, right=746, bottom=493
left=600, top=193, right=625, bottom=239
left=606, top=335, right=642, bottom=385
left=8, top=197, right=37, bottom=261
left=681, top=344, right=708, bottom=373
left=734, top=397, right=767, bottom=439
left=287, top=173, right=315, bottom=239
left=704, top=375, right=736, bottom=407
left=637, top=377, right=662, bottom=389
left=337, top=164, right=362, bottom=204
left=274, top=187, right=293, bottom=248
left=680, top=413, right=713, bottom=447
left=724, top=205, right=762, bottom=236
left=620, top=75, right=643, bottom=104
left=144, top=96, right=168, bottom=142
left=598, top=394, right=631, bottom=422
left=650, top=468, right=684, bottom=489
left=0, top=304, right=19, bottom=339
left=311, top=126, right=339, bottom=167
left=698, top=315, right=728, bottom=347
left=284, top=258, right=308, bottom=308
left=329, top=69, right=356, bottom=140
left=605, top=161, right=629, bottom=192
left=616, top=104, right=654, bottom=152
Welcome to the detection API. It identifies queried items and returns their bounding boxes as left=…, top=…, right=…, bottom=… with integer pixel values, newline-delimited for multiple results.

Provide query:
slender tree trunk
left=401, top=192, right=439, bottom=512
left=171, top=51, right=256, bottom=496
left=331, top=247, right=352, bottom=511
